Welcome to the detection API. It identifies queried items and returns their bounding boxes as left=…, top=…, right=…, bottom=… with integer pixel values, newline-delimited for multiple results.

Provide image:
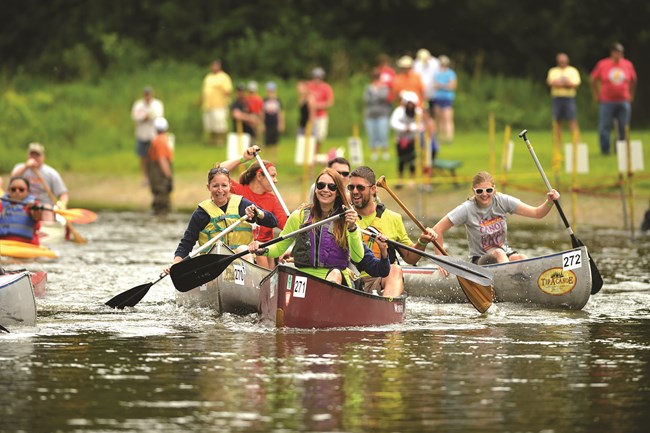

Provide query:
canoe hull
left=0, top=271, right=37, bottom=328
left=404, top=246, right=592, bottom=310
left=175, top=242, right=269, bottom=315
left=259, top=265, right=407, bottom=329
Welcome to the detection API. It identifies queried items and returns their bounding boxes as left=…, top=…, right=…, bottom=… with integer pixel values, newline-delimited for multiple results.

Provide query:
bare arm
left=514, top=190, right=560, bottom=219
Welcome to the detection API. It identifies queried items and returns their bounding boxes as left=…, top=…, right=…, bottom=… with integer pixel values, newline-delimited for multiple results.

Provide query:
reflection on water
left=1, top=212, right=649, bottom=432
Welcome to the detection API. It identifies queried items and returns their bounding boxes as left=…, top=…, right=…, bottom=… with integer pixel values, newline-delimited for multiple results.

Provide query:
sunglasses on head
left=347, top=184, right=369, bottom=192
left=10, top=187, right=26, bottom=192
left=473, top=187, right=495, bottom=194
left=337, top=171, right=350, bottom=178
left=316, top=181, right=337, bottom=192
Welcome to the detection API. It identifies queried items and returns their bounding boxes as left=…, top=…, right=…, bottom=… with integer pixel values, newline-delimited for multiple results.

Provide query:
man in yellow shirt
left=202, top=59, right=233, bottom=146
left=547, top=52, right=581, bottom=146
left=349, top=166, right=437, bottom=297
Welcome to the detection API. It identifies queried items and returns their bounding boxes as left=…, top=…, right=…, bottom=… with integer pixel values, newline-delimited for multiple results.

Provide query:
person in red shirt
left=245, top=81, right=264, bottom=140
left=306, top=67, right=335, bottom=151
left=590, top=42, right=637, bottom=155
left=214, top=145, right=288, bottom=269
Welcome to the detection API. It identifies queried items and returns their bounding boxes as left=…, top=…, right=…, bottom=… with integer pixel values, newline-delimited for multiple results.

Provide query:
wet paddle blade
left=105, top=282, right=154, bottom=309
left=457, top=277, right=495, bottom=313
left=569, top=235, right=603, bottom=294
left=170, top=253, right=236, bottom=292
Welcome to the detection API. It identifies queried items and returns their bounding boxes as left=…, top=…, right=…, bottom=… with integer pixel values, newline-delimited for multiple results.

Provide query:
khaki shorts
left=203, top=108, right=228, bottom=133
left=361, top=276, right=384, bottom=294
left=313, top=116, right=329, bottom=141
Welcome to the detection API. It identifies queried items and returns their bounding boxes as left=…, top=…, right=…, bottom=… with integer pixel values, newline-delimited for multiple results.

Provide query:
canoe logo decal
left=537, top=268, right=577, bottom=295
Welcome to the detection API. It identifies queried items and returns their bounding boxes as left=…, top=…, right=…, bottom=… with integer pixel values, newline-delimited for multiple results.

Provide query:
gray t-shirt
left=447, top=193, right=521, bottom=259
left=11, top=163, right=68, bottom=206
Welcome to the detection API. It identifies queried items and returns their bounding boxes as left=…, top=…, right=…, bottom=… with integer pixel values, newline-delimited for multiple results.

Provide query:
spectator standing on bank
left=231, top=83, right=258, bottom=144
left=547, top=52, right=582, bottom=146
left=364, top=69, right=392, bottom=162
left=246, top=81, right=264, bottom=139
left=262, top=82, right=285, bottom=156
left=146, top=117, right=173, bottom=216
left=590, top=42, right=637, bottom=155
left=131, top=86, right=164, bottom=184
left=392, top=55, right=425, bottom=109
left=202, top=59, right=233, bottom=146
left=433, top=55, right=457, bottom=144
left=390, top=91, right=422, bottom=187
left=376, top=53, right=396, bottom=103
left=306, top=67, right=335, bottom=151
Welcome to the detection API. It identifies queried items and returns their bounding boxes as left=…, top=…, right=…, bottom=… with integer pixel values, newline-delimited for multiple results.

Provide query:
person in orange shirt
left=147, top=117, right=174, bottom=216
left=391, top=55, right=425, bottom=108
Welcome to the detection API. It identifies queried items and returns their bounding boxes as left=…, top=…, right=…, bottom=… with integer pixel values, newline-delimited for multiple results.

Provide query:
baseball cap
left=417, top=49, right=432, bottom=61
left=312, top=67, right=326, bottom=78
left=247, top=81, right=258, bottom=92
left=397, top=55, right=413, bottom=68
left=611, top=42, right=624, bottom=52
left=143, top=86, right=154, bottom=94
left=265, top=81, right=277, bottom=91
left=236, top=82, right=246, bottom=91
left=400, top=91, right=419, bottom=105
left=28, top=142, right=45, bottom=155
left=154, top=117, right=169, bottom=132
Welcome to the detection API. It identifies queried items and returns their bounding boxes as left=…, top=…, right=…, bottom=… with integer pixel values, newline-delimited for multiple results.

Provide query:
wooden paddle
left=32, top=168, right=86, bottom=244
left=360, top=229, right=494, bottom=286
left=105, top=215, right=249, bottom=309
left=171, top=210, right=347, bottom=292
left=0, top=240, right=59, bottom=259
left=518, top=129, right=604, bottom=294
left=376, top=175, right=495, bottom=313
left=2, top=197, right=97, bottom=224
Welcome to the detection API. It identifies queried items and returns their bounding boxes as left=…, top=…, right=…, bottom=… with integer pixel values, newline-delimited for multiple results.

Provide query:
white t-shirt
left=131, top=98, right=164, bottom=141
left=447, top=193, right=521, bottom=259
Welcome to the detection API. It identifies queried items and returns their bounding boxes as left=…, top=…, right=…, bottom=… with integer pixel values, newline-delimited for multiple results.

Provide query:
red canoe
left=259, top=265, right=407, bottom=329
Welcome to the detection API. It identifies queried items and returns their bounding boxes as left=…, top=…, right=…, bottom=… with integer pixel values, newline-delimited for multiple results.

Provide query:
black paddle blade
left=170, top=253, right=234, bottom=292
left=105, top=282, right=153, bottom=309
left=571, top=235, right=603, bottom=294
left=0, top=324, right=9, bottom=333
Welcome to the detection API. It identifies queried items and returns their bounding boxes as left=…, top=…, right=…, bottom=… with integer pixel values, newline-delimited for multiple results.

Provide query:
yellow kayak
left=0, top=240, right=59, bottom=259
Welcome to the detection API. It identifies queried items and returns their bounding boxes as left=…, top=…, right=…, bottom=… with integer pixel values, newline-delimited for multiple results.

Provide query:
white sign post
left=616, top=140, right=644, bottom=173
left=564, top=143, right=590, bottom=173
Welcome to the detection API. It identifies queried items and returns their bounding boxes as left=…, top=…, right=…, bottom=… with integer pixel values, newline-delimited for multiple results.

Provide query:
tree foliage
left=2, top=0, right=649, bottom=123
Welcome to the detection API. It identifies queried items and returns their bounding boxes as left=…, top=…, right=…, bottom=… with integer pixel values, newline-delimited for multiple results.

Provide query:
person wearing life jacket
left=0, top=176, right=43, bottom=245
left=348, top=166, right=438, bottom=297
left=247, top=168, right=365, bottom=287
left=169, top=166, right=278, bottom=268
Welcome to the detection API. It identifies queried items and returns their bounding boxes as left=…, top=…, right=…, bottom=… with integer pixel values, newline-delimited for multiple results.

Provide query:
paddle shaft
left=32, top=168, right=86, bottom=244
left=254, top=152, right=291, bottom=216
left=519, top=129, right=603, bottom=294
left=361, top=229, right=493, bottom=286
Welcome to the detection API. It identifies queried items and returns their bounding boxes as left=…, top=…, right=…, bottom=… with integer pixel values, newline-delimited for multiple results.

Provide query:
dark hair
left=327, top=156, right=350, bottom=169
left=239, top=160, right=273, bottom=185
left=350, top=166, right=376, bottom=185
left=208, top=166, right=230, bottom=183
left=9, top=176, right=30, bottom=191
left=310, top=168, right=351, bottom=249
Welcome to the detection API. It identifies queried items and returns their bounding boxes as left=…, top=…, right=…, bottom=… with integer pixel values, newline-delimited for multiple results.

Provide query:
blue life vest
left=0, top=194, right=38, bottom=242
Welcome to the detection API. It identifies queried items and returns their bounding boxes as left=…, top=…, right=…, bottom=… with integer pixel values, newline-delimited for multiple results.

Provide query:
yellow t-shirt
left=202, top=71, right=234, bottom=110
left=546, top=66, right=581, bottom=98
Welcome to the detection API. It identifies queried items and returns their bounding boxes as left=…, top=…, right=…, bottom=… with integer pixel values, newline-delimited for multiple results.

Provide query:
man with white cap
left=413, top=48, right=440, bottom=112
left=146, top=117, right=173, bottom=215
left=390, top=91, right=423, bottom=187
left=306, top=66, right=335, bottom=150
left=131, top=85, right=164, bottom=183
left=11, top=142, right=69, bottom=222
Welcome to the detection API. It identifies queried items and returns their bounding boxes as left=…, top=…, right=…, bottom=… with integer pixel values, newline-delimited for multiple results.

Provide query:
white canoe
left=0, top=270, right=37, bottom=328
left=175, top=242, right=270, bottom=315
left=37, top=214, right=67, bottom=244
left=403, top=246, right=593, bottom=310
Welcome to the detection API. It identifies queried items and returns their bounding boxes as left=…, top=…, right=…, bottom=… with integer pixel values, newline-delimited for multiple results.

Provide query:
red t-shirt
left=230, top=181, right=288, bottom=242
left=246, top=94, right=264, bottom=114
left=306, top=80, right=334, bottom=117
left=590, top=57, right=637, bottom=102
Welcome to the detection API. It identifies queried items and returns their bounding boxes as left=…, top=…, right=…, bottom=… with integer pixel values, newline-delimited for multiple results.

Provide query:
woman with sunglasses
left=169, top=167, right=278, bottom=268
left=0, top=176, right=43, bottom=245
left=433, top=171, right=560, bottom=264
left=248, top=168, right=365, bottom=287
left=215, top=145, right=288, bottom=269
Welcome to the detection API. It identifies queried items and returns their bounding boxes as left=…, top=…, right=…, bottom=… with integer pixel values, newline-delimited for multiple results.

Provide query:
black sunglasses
left=10, top=187, right=27, bottom=192
left=347, top=184, right=369, bottom=192
left=473, top=187, right=495, bottom=194
left=337, top=171, right=350, bottom=178
left=316, top=181, right=337, bottom=192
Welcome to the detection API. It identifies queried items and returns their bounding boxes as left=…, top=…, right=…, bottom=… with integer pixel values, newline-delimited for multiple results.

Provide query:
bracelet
left=240, top=156, right=246, bottom=164
left=348, top=225, right=358, bottom=232
left=417, top=238, right=428, bottom=247
left=546, top=200, right=554, bottom=208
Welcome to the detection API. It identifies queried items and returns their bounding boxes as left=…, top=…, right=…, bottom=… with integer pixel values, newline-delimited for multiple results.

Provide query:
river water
left=1, top=211, right=649, bottom=433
